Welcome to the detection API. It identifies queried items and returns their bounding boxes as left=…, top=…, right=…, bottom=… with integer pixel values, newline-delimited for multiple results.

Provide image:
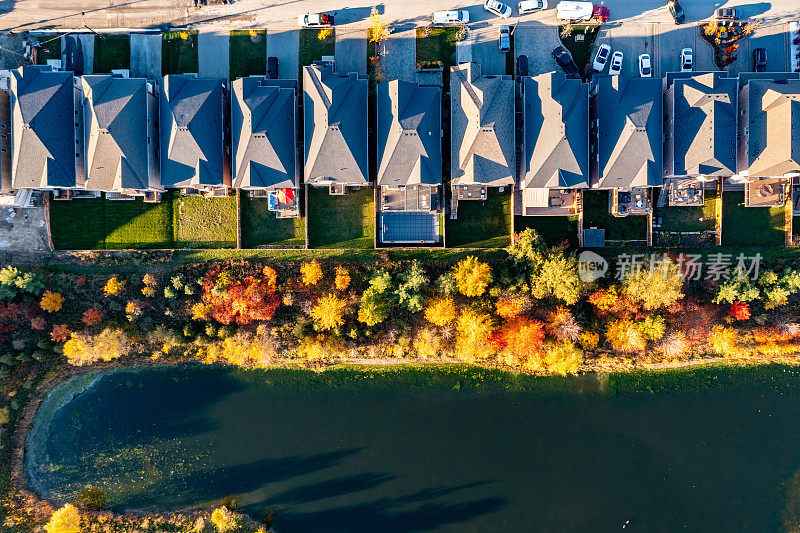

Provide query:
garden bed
left=447, top=188, right=512, bottom=248
left=162, top=31, right=199, bottom=75
left=93, top=34, right=130, bottom=74
left=721, top=190, right=785, bottom=246
left=241, top=196, right=305, bottom=248
left=229, top=29, right=266, bottom=79
left=699, top=20, right=759, bottom=70
left=307, top=187, right=374, bottom=248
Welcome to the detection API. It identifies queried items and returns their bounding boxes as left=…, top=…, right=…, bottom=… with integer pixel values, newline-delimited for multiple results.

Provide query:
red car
left=592, top=4, right=610, bottom=22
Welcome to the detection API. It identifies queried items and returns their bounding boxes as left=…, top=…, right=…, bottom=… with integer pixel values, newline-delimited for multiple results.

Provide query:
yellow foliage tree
left=453, top=256, right=492, bottom=297
left=605, top=319, right=646, bottom=353
left=540, top=342, right=582, bottom=375
left=424, top=297, right=456, bottom=326
left=413, top=328, right=445, bottom=359
left=455, top=309, right=495, bottom=362
left=368, top=12, right=390, bottom=43
left=205, top=334, right=274, bottom=368
left=103, top=276, right=126, bottom=297
left=317, top=28, right=333, bottom=41
left=334, top=266, right=351, bottom=290
left=211, top=507, right=237, bottom=532
left=310, top=294, right=346, bottom=330
left=141, top=286, right=156, bottom=298
left=495, top=293, right=530, bottom=320
left=44, top=504, right=81, bottom=533
left=192, top=302, right=210, bottom=320
left=301, top=260, right=324, bottom=286
left=707, top=325, right=738, bottom=356
left=142, top=273, right=157, bottom=287
left=63, top=328, right=131, bottom=366
left=40, top=291, right=64, bottom=313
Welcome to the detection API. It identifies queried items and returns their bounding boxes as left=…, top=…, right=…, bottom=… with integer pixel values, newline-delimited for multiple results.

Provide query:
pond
left=25, top=364, right=800, bottom=532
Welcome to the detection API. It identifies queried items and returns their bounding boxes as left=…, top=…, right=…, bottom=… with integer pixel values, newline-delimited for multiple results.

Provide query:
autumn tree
left=605, top=319, right=646, bottom=353
left=540, top=342, right=582, bottom=375
left=707, top=325, right=738, bottom=356
left=211, top=506, right=237, bottom=532
left=657, top=331, right=689, bottom=360
left=713, top=271, right=760, bottom=304
left=368, top=11, right=390, bottom=43
left=530, top=253, right=583, bottom=305
left=455, top=309, right=495, bottom=361
left=311, top=294, right=347, bottom=331
left=44, top=504, right=81, bottom=533
left=495, top=293, right=531, bottom=320
left=424, top=297, right=456, bottom=327
left=546, top=307, right=582, bottom=342
left=40, top=291, right=64, bottom=313
left=103, top=276, right=126, bottom=297
left=495, top=318, right=546, bottom=359
left=728, top=301, right=751, bottom=321
left=334, top=266, right=351, bottom=291
left=621, top=260, right=684, bottom=311
left=82, top=308, right=104, bottom=326
left=63, top=328, right=131, bottom=365
left=396, top=260, right=429, bottom=312
left=50, top=324, right=71, bottom=343
left=300, top=260, right=324, bottom=286
left=453, top=256, right=492, bottom=297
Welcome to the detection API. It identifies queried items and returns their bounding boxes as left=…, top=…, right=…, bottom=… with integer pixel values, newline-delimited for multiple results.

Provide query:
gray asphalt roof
left=377, top=79, right=441, bottom=187
left=303, top=63, right=368, bottom=186
left=9, top=66, right=76, bottom=188
left=743, top=75, right=800, bottom=177
left=81, top=75, right=149, bottom=191
left=159, top=75, right=225, bottom=188
left=522, top=71, right=589, bottom=189
left=231, top=77, right=297, bottom=190
left=671, top=72, right=737, bottom=177
left=596, top=76, right=663, bottom=189
left=450, top=63, right=515, bottom=187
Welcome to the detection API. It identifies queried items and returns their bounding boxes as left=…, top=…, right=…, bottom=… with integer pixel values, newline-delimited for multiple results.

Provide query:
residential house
left=663, top=71, right=737, bottom=207
left=449, top=63, right=514, bottom=218
left=81, top=74, right=160, bottom=200
left=520, top=71, right=589, bottom=216
left=302, top=62, right=368, bottom=193
left=736, top=72, right=800, bottom=208
left=595, top=76, right=663, bottom=216
left=159, top=74, right=229, bottom=196
left=231, top=76, right=299, bottom=217
left=7, top=65, right=82, bottom=198
left=377, top=79, right=442, bottom=244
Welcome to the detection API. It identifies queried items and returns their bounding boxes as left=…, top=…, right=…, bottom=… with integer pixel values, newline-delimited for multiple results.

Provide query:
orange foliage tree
left=202, top=267, right=281, bottom=325
left=82, top=308, right=104, bottom=326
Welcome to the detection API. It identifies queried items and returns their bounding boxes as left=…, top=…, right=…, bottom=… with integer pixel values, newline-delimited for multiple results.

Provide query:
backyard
left=558, top=24, right=599, bottom=74
left=229, top=29, right=267, bottom=80
left=514, top=215, right=579, bottom=249
left=34, top=35, right=61, bottom=65
left=446, top=189, right=511, bottom=248
left=93, top=35, right=130, bottom=74
left=162, top=31, right=199, bottom=75
left=582, top=190, right=647, bottom=243
left=299, top=28, right=335, bottom=77
left=241, top=196, right=305, bottom=248
left=415, top=26, right=462, bottom=69
left=307, top=187, right=375, bottom=248
left=50, top=192, right=238, bottom=250
left=653, top=189, right=718, bottom=246
left=721, top=191, right=785, bottom=246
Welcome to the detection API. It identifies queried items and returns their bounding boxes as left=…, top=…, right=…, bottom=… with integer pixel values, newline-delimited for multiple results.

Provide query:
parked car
left=499, top=25, right=511, bottom=52
left=518, top=0, right=546, bottom=14
left=714, top=7, right=738, bottom=20
left=556, top=1, right=609, bottom=22
left=753, top=47, right=767, bottom=72
left=593, top=43, right=611, bottom=71
left=609, top=50, right=623, bottom=75
left=298, top=13, right=334, bottom=27
left=638, top=54, right=652, bottom=77
left=516, top=54, right=529, bottom=78
left=267, top=56, right=279, bottom=79
left=680, top=48, right=693, bottom=72
left=432, top=10, right=469, bottom=25
left=667, top=0, right=685, bottom=24
left=552, top=46, right=580, bottom=78
left=485, top=0, right=513, bottom=18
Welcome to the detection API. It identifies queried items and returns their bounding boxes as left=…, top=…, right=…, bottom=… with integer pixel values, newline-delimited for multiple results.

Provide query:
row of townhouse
left=1, top=61, right=798, bottom=245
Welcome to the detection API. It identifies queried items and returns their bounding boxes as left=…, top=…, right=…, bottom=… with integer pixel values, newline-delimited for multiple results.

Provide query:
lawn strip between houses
left=93, top=34, right=130, bottom=73
left=162, top=31, right=199, bottom=75
left=241, top=196, right=306, bottom=249
left=229, top=29, right=267, bottom=80
left=721, top=190, right=785, bottom=246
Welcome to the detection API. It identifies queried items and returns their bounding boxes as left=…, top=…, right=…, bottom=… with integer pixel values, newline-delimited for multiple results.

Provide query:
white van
left=518, top=0, right=546, bottom=15
left=556, top=1, right=594, bottom=21
left=432, top=10, right=469, bottom=25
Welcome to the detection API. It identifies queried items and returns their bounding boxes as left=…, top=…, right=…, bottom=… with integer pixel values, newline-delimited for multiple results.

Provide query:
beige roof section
left=450, top=63, right=515, bottom=187
left=746, top=79, right=800, bottom=177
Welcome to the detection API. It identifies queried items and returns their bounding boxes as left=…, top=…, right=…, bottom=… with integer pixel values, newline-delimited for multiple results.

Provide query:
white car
left=638, top=53, right=652, bottom=77
left=593, top=44, right=611, bottom=72
left=298, top=12, right=334, bottom=27
left=433, top=10, right=470, bottom=25
left=680, top=48, right=693, bottom=72
left=609, top=51, right=623, bottom=75
left=484, top=0, right=513, bottom=18
left=518, top=0, right=547, bottom=14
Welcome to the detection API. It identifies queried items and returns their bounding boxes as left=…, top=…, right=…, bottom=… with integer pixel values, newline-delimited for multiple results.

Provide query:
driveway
left=654, top=24, right=706, bottom=75
left=130, top=33, right=162, bottom=80
left=594, top=23, right=655, bottom=78
left=267, top=29, right=298, bottom=80
left=335, top=27, right=367, bottom=75
left=61, top=34, right=94, bottom=75
left=198, top=29, right=230, bottom=79
left=380, top=28, right=416, bottom=83
left=514, top=21, right=560, bottom=77
left=471, top=24, right=507, bottom=76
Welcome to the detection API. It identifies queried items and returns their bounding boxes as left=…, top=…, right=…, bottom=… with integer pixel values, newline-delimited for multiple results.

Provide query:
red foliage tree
left=203, top=271, right=281, bottom=325
left=490, top=318, right=546, bottom=357
left=82, top=308, right=104, bottom=326
left=728, top=301, right=751, bottom=321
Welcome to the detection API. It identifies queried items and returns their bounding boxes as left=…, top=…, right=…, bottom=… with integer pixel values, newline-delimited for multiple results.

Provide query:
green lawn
left=307, top=187, right=375, bottom=248
left=721, top=191, right=785, bottom=246
left=35, top=35, right=61, bottom=65
left=299, top=28, right=335, bottom=76
left=558, top=24, right=599, bottom=73
left=582, top=190, right=647, bottom=243
left=229, top=30, right=266, bottom=80
left=241, top=196, right=305, bottom=248
left=173, top=194, right=237, bottom=248
left=93, top=35, right=130, bottom=73
left=447, top=189, right=511, bottom=248
left=653, top=188, right=717, bottom=246
left=162, top=31, right=199, bottom=75
left=415, top=27, right=461, bottom=69
left=514, top=215, right=579, bottom=249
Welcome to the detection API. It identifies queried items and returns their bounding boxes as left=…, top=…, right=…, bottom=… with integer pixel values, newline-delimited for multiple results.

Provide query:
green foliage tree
left=530, top=253, right=583, bottom=305
left=435, top=272, right=457, bottom=295
left=358, top=289, right=390, bottom=326
left=507, top=228, right=545, bottom=266
left=396, top=260, right=429, bottom=312
left=714, top=272, right=760, bottom=304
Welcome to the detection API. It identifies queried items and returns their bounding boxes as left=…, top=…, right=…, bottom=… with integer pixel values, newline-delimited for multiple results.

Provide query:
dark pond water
left=24, top=364, right=800, bottom=532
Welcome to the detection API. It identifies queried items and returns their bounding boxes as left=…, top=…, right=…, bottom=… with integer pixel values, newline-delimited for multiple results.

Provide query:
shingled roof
left=450, top=63, right=514, bottom=187
left=82, top=75, right=150, bottom=191
left=9, top=66, right=76, bottom=188
left=522, top=71, right=589, bottom=189
left=159, top=75, right=225, bottom=188
left=742, top=76, right=800, bottom=177
left=596, top=76, right=663, bottom=189
left=377, top=80, right=441, bottom=187
left=232, top=77, right=297, bottom=190
left=303, top=63, right=368, bottom=186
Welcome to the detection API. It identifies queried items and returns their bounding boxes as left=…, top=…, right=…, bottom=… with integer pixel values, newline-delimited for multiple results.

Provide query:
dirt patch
left=0, top=193, right=51, bottom=251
